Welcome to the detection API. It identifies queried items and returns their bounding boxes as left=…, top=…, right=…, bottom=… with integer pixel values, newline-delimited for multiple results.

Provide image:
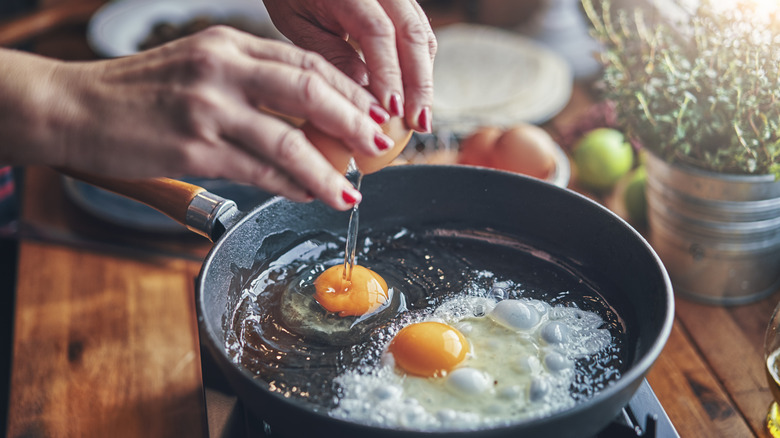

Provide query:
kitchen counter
left=3, top=2, right=779, bottom=437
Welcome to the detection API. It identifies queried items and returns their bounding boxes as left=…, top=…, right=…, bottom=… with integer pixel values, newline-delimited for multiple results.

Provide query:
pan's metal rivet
left=186, top=192, right=239, bottom=241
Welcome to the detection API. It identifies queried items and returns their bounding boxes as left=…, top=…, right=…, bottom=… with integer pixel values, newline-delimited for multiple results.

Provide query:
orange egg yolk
left=313, top=265, right=389, bottom=317
left=388, top=321, right=469, bottom=377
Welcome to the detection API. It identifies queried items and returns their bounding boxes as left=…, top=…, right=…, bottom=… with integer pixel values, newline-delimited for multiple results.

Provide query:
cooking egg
left=331, top=295, right=614, bottom=431
left=279, top=261, right=400, bottom=346
left=314, top=264, right=389, bottom=317
left=388, top=321, right=469, bottom=377
left=491, top=124, right=557, bottom=180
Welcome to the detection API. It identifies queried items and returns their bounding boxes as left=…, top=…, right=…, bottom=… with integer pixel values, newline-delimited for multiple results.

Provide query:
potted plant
left=583, top=0, right=780, bottom=305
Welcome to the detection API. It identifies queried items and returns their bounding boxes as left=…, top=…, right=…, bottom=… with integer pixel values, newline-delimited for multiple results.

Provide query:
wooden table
left=10, top=176, right=780, bottom=438
left=9, top=145, right=780, bottom=438
left=4, top=3, right=780, bottom=437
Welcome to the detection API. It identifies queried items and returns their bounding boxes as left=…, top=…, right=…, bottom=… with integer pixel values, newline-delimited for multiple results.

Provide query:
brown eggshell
left=355, top=117, right=413, bottom=174
left=457, top=126, right=502, bottom=167
left=303, top=117, right=412, bottom=175
left=491, top=124, right=556, bottom=180
left=301, top=123, right=353, bottom=174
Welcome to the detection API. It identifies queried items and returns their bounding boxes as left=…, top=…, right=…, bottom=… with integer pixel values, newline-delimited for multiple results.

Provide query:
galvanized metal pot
left=645, top=152, right=780, bottom=305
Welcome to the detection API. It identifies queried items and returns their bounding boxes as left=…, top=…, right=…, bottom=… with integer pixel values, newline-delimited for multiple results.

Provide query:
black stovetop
left=200, top=349, right=679, bottom=438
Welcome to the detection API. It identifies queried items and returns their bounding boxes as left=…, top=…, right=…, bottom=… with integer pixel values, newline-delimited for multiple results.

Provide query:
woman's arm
left=0, top=27, right=399, bottom=209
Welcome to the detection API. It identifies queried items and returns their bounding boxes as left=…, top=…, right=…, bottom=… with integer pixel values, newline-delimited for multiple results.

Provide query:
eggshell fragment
left=491, top=124, right=557, bottom=179
left=301, top=123, right=352, bottom=174
left=302, top=117, right=413, bottom=175
left=355, top=117, right=413, bottom=174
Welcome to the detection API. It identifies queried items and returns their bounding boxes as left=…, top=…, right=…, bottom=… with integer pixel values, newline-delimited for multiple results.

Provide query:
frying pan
left=66, top=165, right=674, bottom=438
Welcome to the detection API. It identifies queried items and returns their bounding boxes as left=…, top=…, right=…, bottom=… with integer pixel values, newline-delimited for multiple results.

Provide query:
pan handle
left=58, top=169, right=241, bottom=242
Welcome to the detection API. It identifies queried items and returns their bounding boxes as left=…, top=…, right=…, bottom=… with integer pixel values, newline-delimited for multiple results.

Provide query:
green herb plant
left=583, top=0, right=780, bottom=176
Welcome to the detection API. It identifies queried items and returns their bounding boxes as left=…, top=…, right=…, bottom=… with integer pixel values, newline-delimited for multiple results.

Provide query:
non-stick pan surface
left=196, top=165, right=673, bottom=438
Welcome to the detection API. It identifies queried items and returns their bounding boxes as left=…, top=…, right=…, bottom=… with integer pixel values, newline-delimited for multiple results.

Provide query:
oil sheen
left=225, top=227, right=626, bottom=431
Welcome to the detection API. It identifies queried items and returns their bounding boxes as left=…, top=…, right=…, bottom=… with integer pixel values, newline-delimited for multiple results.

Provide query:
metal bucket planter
left=645, top=152, right=780, bottom=305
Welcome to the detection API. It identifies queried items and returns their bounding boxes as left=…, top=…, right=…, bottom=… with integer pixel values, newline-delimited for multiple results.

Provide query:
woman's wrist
left=0, top=49, right=74, bottom=167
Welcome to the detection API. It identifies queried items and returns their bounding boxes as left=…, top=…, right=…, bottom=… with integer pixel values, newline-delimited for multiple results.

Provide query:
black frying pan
left=66, top=165, right=674, bottom=438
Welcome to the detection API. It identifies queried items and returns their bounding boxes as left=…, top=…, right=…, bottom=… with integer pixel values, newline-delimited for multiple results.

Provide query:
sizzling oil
left=225, top=227, right=626, bottom=413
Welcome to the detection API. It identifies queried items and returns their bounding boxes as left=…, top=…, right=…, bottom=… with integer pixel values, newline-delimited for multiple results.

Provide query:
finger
left=232, top=57, right=393, bottom=158
left=180, top=132, right=314, bottom=203
left=408, top=0, right=437, bottom=61
left=255, top=16, right=370, bottom=86
left=226, top=30, right=373, bottom=104
left=325, top=0, right=405, bottom=118
left=379, top=0, right=436, bottom=133
left=220, top=109, right=361, bottom=210
left=225, top=155, right=314, bottom=204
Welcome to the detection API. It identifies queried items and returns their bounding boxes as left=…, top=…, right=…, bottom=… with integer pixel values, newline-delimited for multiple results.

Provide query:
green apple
left=623, top=165, right=647, bottom=226
left=572, top=128, right=634, bottom=192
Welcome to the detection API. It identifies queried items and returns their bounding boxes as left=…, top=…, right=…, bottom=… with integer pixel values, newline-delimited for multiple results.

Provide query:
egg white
left=330, top=295, right=614, bottom=431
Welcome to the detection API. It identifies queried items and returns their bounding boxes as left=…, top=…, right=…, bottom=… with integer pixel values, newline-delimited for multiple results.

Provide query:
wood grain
left=7, top=3, right=778, bottom=435
left=647, top=318, right=754, bottom=437
left=675, top=294, right=780, bottom=437
left=7, top=242, right=206, bottom=438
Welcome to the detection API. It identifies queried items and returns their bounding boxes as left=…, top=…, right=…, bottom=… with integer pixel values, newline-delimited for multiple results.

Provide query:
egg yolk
left=314, top=265, right=388, bottom=317
left=388, top=321, right=469, bottom=377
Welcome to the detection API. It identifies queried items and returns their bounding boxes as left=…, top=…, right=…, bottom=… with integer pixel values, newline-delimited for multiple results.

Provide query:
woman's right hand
left=0, top=27, right=398, bottom=209
left=263, top=0, right=437, bottom=133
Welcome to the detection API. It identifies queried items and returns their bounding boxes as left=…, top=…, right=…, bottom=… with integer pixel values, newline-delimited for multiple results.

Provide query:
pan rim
left=196, top=165, right=675, bottom=435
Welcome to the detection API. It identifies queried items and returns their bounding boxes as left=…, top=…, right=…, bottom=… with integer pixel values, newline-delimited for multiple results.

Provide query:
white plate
left=87, top=0, right=281, bottom=58
left=432, top=24, right=573, bottom=134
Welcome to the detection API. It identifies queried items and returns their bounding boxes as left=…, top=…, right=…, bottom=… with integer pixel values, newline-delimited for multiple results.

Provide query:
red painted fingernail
left=369, top=103, right=390, bottom=124
left=374, top=132, right=394, bottom=151
left=389, top=92, right=404, bottom=117
left=342, top=188, right=362, bottom=205
left=417, top=106, right=432, bottom=133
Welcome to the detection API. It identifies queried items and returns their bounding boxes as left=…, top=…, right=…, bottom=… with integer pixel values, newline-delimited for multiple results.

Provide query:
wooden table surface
left=4, top=2, right=780, bottom=437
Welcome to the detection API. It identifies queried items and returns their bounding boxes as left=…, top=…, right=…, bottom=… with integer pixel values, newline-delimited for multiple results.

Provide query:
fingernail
left=305, top=190, right=316, bottom=202
left=374, top=131, right=394, bottom=151
left=389, top=92, right=404, bottom=118
left=417, top=106, right=432, bottom=133
left=342, top=187, right=362, bottom=205
left=369, top=103, right=390, bottom=125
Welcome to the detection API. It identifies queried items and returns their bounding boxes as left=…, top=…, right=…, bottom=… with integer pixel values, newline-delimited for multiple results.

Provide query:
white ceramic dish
left=432, top=24, right=573, bottom=134
left=87, top=0, right=281, bottom=57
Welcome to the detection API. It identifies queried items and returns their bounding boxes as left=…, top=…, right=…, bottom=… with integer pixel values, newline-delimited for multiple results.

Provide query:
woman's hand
left=263, top=0, right=437, bottom=133
left=0, top=27, right=399, bottom=210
